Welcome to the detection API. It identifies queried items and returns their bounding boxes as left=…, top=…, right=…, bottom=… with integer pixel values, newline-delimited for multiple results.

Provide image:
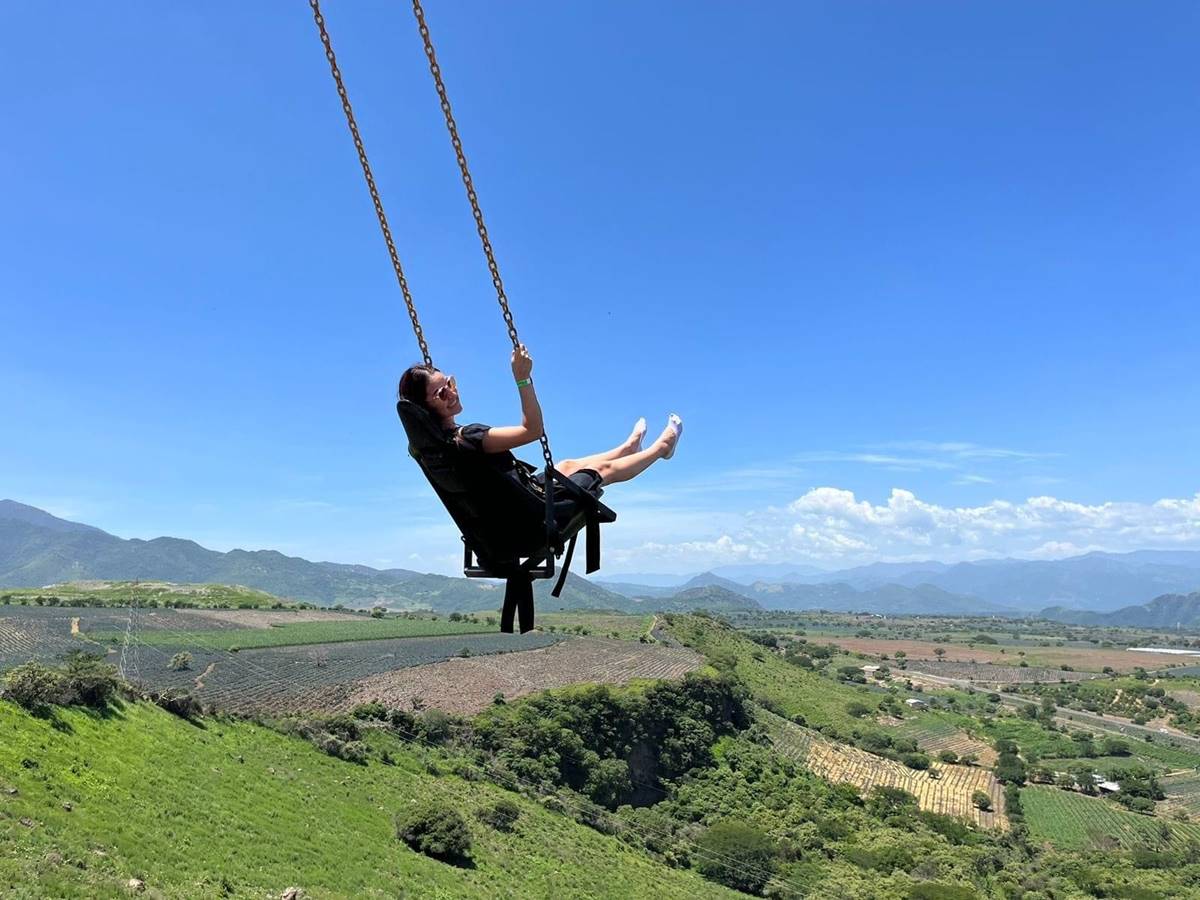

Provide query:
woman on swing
left=398, top=345, right=683, bottom=495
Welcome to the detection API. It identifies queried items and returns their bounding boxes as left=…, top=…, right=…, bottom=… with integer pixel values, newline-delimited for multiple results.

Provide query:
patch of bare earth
left=186, top=609, right=360, bottom=629
left=315, top=637, right=703, bottom=716
left=1169, top=689, right=1200, bottom=709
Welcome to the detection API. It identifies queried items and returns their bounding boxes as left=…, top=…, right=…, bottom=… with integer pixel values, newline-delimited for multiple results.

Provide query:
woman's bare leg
left=555, top=419, right=647, bottom=477
left=557, top=422, right=678, bottom=484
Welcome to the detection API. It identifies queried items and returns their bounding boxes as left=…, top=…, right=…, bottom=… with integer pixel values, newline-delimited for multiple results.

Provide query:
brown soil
left=314, top=638, right=703, bottom=716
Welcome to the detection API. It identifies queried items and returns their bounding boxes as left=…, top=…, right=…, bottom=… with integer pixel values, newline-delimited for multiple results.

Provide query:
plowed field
left=314, top=638, right=704, bottom=716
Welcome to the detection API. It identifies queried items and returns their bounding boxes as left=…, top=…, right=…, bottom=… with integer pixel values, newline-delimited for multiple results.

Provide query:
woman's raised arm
left=481, top=344, right=544, bottom=452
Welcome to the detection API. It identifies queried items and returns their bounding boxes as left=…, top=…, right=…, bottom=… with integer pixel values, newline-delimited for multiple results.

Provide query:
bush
left=900, top=752, right=931, bottom=771
left=939, top=750, right=959, bottom=764
left=2, top=655, right=119, bottom=710
left=696, top=821, right=776, bottom=895
left=1, top=662, right=69, bottom=709
left=395, top=803, right=472, bottom=863
left=168, top=652, right=193, bottom=672
left=476, top=798, right=520, bottom=832
left=972, top=790, right=993, bottom=811
left=153, top=690, right=202, bottom=720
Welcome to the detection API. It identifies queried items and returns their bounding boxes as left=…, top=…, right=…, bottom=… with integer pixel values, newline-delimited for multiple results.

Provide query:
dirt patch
left=69, top=618, right=80, bottom=636
left=318, top=638, right=703, bottom=716
left=186, top=609, right=359, bottom=630
left=194, top=662, right=217, bottom=691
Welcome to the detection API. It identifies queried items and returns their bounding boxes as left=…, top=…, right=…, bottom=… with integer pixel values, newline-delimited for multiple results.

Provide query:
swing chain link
left=411, top=0, right=555, bottom=472
left=309, top=0, right=432, bottom=369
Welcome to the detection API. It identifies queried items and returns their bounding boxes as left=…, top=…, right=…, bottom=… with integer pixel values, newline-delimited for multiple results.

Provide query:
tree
left=934, top=647, right=946, bottom=660
left=972, top=790, right=993, bottom=811
left=695, top=821, right=776, bottom=895
left=169, top=652, right=193, bottom=672
left=395, top=803, right=472, bottom=863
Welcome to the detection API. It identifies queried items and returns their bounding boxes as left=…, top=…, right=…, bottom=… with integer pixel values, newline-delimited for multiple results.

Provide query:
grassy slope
left=664, top=616, right=894, bottom=735
left=0, top=702, right=735, bottom=899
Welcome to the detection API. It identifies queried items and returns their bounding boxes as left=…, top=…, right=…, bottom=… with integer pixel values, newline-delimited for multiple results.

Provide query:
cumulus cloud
left=606, top=487, right=1200, bottom=572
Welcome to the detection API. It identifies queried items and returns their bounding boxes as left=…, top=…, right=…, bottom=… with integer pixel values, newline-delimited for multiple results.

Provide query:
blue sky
left=3, top=2, right=1198, bottom=575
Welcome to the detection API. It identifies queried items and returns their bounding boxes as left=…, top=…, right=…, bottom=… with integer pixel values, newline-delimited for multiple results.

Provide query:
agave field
left=1023, top=785, right=1200, bottom=850
left=766, top=714, right=1007, bottom=829
left=124, top=632, right=565, bottom=712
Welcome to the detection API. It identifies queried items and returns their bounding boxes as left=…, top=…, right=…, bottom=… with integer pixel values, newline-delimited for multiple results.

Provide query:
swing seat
left=396, top=399, right=616, bottom=633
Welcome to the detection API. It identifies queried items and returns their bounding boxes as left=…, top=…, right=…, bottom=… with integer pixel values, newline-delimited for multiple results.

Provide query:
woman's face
left=424, top=370, right=462, bottom=420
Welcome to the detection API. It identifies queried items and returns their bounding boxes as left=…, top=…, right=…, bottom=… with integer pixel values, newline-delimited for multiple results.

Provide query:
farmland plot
left=904, top=661, right=1098, bottom=684
left=887, top=718, right=998, bottom=767
left=766, top=714, right=1007, bottom=829
left=315, top=637, right=704, bottom=716
left=1161, top=771, right=1200, bottom=818
left=122, top=632, right=565, bottom=712
left=1024, top=785, right=1200, bottom=850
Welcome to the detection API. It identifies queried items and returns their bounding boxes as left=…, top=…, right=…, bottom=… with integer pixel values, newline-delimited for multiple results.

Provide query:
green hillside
left=0, top=700, right=735, bottom=899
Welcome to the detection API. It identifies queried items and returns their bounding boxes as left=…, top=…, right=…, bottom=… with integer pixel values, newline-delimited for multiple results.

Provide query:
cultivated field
left=766, top=714, right=1007, bottom=829
left=902, top=661, right=1098, bottom=684
left=125, top=632, right=564, bottom=712
left=1023, top=785, right=1200, bottom=850
left=885, top=717, right=998, bottom=767
left=823, top=636, right=1193, bottom=673
left=1162, top=771, right=1200, bottom=818
left=315, top=637, right=704, bottom=716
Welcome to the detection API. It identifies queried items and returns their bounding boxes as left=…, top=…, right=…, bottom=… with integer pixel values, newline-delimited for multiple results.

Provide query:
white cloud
left=604, top=487, right=1200, bottom=572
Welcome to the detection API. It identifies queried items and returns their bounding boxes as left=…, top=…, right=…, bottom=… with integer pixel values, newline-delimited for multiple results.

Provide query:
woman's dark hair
left=398, top=364, right=438, bottom=413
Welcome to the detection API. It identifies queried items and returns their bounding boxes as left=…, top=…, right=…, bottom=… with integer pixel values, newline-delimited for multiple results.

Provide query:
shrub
left=153, top=690, right=202, bottom=720
left=972, top=790, right=993, bottom=811
left=476, top=798, right=521, bottom=832
left=395, top=803, right=472, bottom=863
left=900, top=752, right=931, bottom=771
left=1, top=662, right=69, bottom=709
left=939, top=750, right=959, bottom=764
left=168, top=652, right=193, bottom=672
left=696, top=821, right=776, bottom=895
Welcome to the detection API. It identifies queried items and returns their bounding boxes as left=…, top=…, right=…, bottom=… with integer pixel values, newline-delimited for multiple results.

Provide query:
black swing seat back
left=396, top=399, right=615, bottom=632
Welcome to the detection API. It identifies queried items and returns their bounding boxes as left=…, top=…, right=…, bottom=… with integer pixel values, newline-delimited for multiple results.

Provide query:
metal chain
left=411, top=0, right=555, bottom=471
left=309, top=0, right=432, bottom=368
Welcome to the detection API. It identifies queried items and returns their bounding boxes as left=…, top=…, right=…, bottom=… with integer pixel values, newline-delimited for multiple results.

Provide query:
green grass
left=97, top=616, right=496, bottom=650
left=0, top=700, right=736, bottom=899
left=1, top=581, right=288, bottom=609
left=664, top=616, right=894, bottom=736
left=537, top=612, right=653, bottom=640
left=1022, top=786, right=1200, bottom=850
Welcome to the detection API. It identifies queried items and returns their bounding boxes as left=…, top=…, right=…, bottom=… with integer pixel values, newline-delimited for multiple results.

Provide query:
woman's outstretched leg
left=588, top=418, right=681, bottom=485
left=556, top=418, right=647, bottom=476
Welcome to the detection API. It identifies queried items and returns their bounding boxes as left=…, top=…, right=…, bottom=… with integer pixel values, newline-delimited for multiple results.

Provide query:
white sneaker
left=664, top=413, right=683, bottom=459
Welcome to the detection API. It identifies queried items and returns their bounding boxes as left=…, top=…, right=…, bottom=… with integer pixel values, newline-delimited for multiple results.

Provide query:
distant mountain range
left=1042, top=592, right=1200, bottom=630
left=5, top=500, right=1200, bottom=618
left=599, top=551, right=1200, bottom=614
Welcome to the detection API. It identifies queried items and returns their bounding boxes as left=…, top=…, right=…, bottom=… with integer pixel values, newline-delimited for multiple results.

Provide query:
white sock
left=664, top=413, right=683, bottom=459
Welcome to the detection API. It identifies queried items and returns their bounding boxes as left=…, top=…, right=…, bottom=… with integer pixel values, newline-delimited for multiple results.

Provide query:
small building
left=1097, top=780, right=1121, bottom=794
left=862, top=665, right=881, bottom=675
left=905, top=698, right=928, bottom=710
